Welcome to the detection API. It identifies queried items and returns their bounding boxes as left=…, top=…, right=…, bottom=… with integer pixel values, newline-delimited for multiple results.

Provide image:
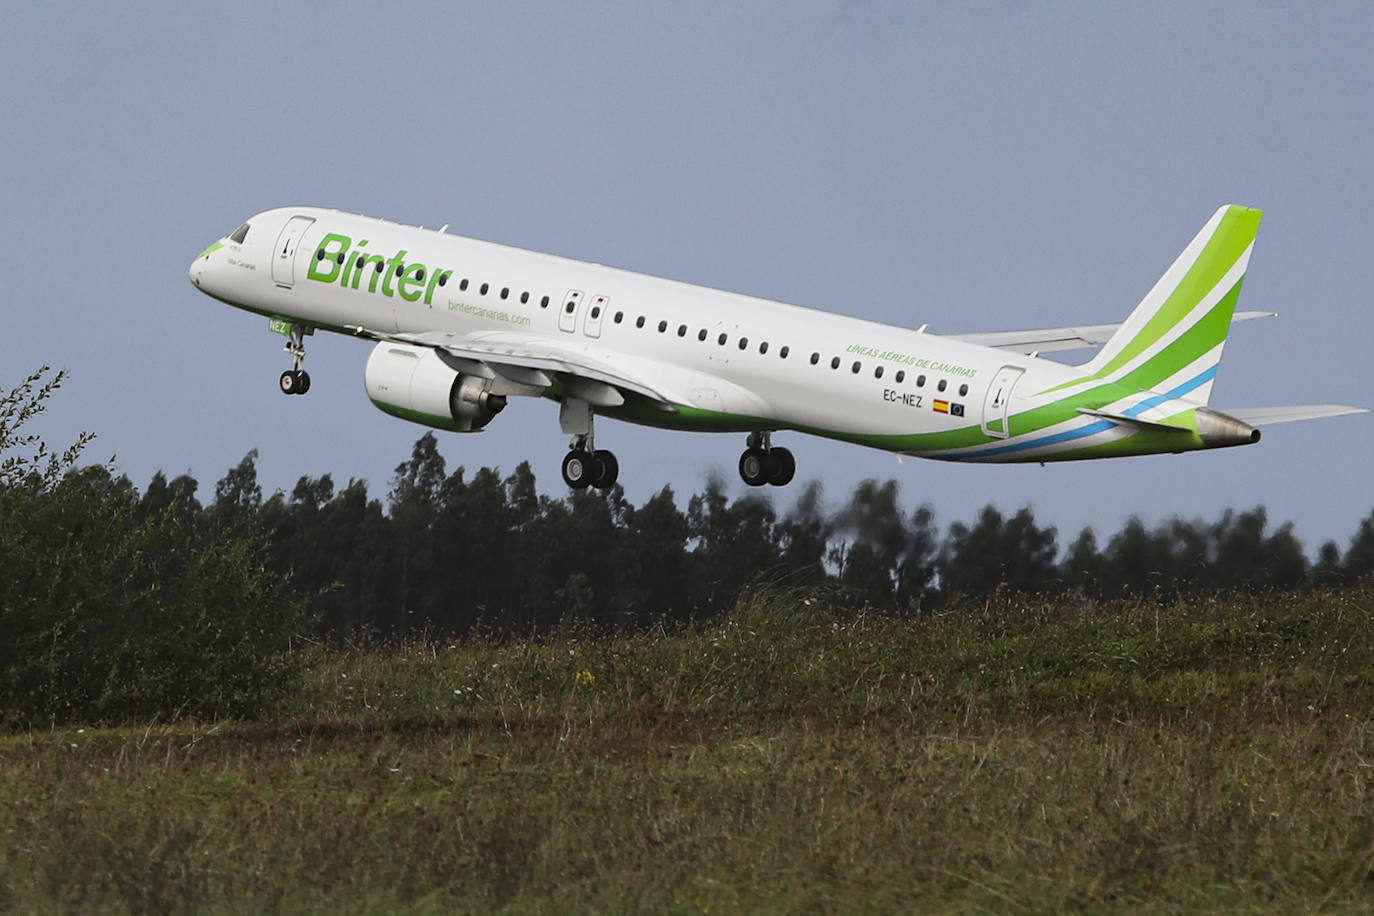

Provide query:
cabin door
left=981, top=366, right=1024, bottom=439
left=272, top=215, right=315, bottom=288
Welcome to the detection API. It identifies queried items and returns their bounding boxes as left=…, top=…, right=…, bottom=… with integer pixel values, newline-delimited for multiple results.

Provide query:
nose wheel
left=279, top=369, right=311, bottom=395
left=738, top=432, right=795, bottom=487
left=279, top=324, right=312, bottom=396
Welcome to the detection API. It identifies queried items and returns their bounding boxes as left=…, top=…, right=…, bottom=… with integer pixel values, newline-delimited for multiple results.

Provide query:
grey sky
left=2, top=2, right=1370, bottom=550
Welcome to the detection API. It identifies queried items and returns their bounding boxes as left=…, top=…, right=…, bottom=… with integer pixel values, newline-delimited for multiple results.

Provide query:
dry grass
left=3, top=589, right=1373, bottom=913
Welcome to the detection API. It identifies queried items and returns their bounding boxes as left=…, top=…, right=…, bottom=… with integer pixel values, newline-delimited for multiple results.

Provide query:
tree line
left=135, top=431, right=1373, bottom=640
left=4, top=367, right=1372, bottom=725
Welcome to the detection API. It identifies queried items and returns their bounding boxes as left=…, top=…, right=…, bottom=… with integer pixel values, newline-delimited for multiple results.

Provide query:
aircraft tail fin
left=1070, top=205, right=1263, bottom=405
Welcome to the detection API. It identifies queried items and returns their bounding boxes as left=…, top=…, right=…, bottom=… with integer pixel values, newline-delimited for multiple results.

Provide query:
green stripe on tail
left=1047, top=205, right=1262, bottom=395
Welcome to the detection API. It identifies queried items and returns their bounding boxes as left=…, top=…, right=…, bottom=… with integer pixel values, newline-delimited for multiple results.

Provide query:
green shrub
left=0, top=368, right=309, bottom=727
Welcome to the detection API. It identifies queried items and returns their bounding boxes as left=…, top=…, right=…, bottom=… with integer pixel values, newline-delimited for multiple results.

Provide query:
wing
left=345, top=325, right=676, bottom=410
left=949, top=310, right=1276, bottom=355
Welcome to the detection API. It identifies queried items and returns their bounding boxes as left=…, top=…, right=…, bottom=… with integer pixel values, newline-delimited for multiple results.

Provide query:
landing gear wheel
left=562, top=449, right=594, bottom=489
left=279, top=369, right=310, bottom=395
left=591, top=449, right=619, bottom=489
left=738, top=434, right=796, bottom=487
left=739, top=447, right=770, bottom=487
left=768, top=446, right=795, bottom=486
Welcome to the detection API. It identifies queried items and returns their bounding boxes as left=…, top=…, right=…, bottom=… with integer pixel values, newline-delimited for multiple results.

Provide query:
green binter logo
left=306, top=232, right=453, bottom=305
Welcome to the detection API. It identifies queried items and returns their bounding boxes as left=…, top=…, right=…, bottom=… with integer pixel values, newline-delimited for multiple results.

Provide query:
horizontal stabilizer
left=1076, top=407, right=1190, bottom=433
left=952, top=310, right=1275, bottom=355
left=1217, top=405, right=1368, bottom=425
left=1078, top=406, right=1268, bottom=448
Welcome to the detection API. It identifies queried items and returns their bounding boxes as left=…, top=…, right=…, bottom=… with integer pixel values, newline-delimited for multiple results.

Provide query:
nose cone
left=189, top=241, right=223, bottom=290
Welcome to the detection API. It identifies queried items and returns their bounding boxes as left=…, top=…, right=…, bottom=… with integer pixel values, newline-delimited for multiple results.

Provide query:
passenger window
left=698, top=329, right=708, bottom=341
left=810, top=352, right=820, bottom=365
left=415, top=267, right=425, bottom=281
left=658, top=320, right=668, bottom=332
left=895, top=370, right=904, bottom=383
left=541, top=295, right=550, bottom=308
left=874, top=366, right=883, bottom=379
left=501, top=287, right=509, bottom=299
left=916, top=374, right=926, bottom=387
left=718, top=333, right=727, bottom=345
left=480, top=283, right=489, bottom=295
left=460, top=278, right=469, bottom=291
left=851, top=361, right=861, bottom=374
left=759, top=342, right=768, bottom=354
left=780, top=346, right=789, bottom=358
left=938, top=379, right=947, bottom=392
left=337, top=253, right=346, bottom=265
left=614, top=311, right=624, bottom=324
left=636, top=316, right=645, bottom=328
left=739, top=337, right=748, bottom=350
left=959, top=383, right=969, bottom=396
left=438, top=272, right=451, bottom=287
left=831, top=357, right=840, bottom=370
left=678, top=324, right=687, bottom=337
left=591, top=306, right=601, bottom=318
left=521, top=291, right=529, bottom=304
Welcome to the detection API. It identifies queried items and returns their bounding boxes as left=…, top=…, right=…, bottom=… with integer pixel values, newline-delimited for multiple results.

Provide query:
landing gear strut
left=279, top=324, right=311, bottom=395
left=559, top=398, right=619, bottom=490
left=738, top=431, right=795, bottom=487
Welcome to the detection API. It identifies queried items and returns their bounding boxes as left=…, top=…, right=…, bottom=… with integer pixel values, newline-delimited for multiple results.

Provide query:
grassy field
left=3, top=588, right=1373, bottom=913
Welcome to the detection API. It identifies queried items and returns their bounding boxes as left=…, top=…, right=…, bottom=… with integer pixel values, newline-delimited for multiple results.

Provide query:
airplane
left=189, top=204, right=1363, bottom=490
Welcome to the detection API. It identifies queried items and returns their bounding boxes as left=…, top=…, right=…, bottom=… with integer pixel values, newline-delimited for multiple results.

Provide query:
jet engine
left=364, top=342, right=506, bottom=432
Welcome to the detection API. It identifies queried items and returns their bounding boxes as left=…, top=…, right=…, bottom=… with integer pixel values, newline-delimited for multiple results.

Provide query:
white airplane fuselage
left=190, top=204, right=1355, bottom=489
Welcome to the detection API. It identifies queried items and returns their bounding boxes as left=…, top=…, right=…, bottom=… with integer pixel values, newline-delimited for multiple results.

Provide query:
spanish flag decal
left=933, top=400, right=949, bottom=414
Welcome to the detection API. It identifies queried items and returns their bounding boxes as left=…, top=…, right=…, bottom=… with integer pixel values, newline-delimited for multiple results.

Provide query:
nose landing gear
left=279, top=324, right=312, bottom=395
left=738, top=431, right=795, bottom=487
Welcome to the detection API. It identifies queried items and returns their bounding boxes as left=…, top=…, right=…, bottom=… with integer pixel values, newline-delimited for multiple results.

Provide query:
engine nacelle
left=364, top=343, right=507, bottom=432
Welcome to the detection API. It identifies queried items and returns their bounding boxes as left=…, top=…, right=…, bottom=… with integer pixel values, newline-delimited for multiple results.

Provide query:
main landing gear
left=279, top=324, right=311, bottom=395
left=554, top=404, right=794, bottom=492
left=738, top=431, right=795, bottom=487
left=558, top=397, right=619, bottom=490
left=561, top=439, right=620, bottom=490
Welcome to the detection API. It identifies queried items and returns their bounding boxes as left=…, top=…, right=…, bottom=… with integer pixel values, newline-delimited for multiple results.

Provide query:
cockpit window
left=228, top=223, right=250, bottom=244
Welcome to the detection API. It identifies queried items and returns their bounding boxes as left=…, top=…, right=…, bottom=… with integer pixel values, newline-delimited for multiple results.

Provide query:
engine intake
left=364, top=343, right=506, bottom=432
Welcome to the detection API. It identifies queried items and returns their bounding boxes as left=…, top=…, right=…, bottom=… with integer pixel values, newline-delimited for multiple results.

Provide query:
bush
left=0, top=368, right=309, bottom=727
